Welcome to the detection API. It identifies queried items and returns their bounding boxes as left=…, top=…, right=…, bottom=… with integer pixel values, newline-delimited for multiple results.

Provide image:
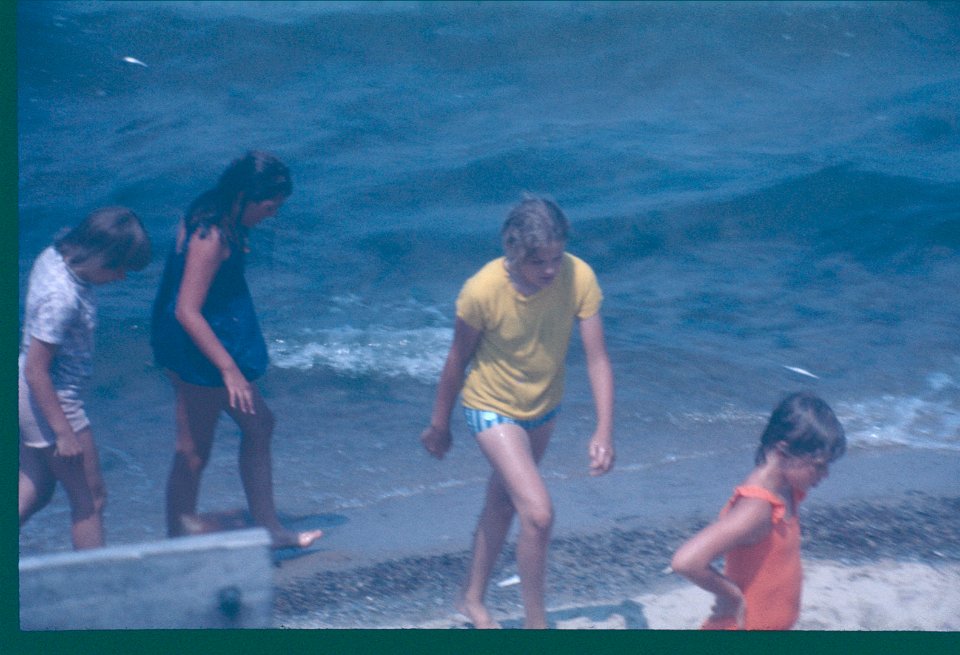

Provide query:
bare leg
left=461, top=420, right=556, bottom=629
left=166, top=375, right=220, bottom=537
left=46, top=427, right=104, bottom=550
left=457, top=472, right=515, bottom=628
left=225, top=387, right=322, bottom=549
left=166, top=374, right=321, bottom=548
left=19, top=442, right=56, bottom=526
left=76, top=427, right=107, bottom=518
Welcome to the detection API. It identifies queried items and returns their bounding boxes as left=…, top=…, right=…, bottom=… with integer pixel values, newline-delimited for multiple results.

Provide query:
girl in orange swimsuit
left=671, top=392, right=846, bottom=630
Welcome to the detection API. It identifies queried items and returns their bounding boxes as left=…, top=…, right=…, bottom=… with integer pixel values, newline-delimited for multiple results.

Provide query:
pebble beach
left=270, top=449, right=960, bottom=631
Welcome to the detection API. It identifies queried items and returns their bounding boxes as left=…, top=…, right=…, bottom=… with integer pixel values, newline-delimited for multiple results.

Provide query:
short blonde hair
left=55, top=206, right=152, bottom=271
left=501, top=195, right=569, bottom=265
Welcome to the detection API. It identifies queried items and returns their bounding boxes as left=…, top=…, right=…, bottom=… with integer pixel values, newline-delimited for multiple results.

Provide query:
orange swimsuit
left=701, top=485, right=805, bottom=631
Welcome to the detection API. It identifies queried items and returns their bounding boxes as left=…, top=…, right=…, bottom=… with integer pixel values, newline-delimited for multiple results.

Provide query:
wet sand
left=270, top=449, right=960, bottom=630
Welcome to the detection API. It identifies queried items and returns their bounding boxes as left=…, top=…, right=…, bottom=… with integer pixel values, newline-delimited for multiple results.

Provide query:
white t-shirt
left=19, top=246, right=97, bottom=392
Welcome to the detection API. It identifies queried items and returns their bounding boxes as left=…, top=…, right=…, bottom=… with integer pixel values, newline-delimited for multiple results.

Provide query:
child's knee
left=19, top=479, right=54, bottom=523
left=253, top=406, right=276, bottom=435
left=520, top=502, right=554, bottom=534
left=264, top=406, right=276, bottom=431
left=173, top=449, right=208, bottom=474
left=81, top=493, right=106, bottom=518
left=36, top=479, right=57, bottom=507
left=240, top=408, right=276, bottom=444
left=91, top=483, right=107, bottom=513
left=488, top=496, right=515, bottom=522
left=69, top=492, right=99, bottom=522
left=84, top=466, right=107, bottom=511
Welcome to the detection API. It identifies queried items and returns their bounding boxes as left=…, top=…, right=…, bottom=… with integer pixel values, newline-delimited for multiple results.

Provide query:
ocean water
left=17, top=1, right=960, bottom=555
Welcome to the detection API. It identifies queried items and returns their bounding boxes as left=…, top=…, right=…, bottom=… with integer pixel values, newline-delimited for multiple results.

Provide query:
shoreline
left=270, top=447, right=960, bottom=572
left=272, top=489, right=960, bottom=629
left=17, top=446, right=959, bottom=630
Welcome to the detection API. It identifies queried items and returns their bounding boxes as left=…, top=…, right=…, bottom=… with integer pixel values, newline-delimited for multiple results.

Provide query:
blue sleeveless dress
left=151, top=231, right=268, bottom=387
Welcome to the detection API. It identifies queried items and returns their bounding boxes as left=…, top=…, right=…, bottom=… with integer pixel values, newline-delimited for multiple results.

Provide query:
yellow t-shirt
left=456, top=253, right=603, bottom=420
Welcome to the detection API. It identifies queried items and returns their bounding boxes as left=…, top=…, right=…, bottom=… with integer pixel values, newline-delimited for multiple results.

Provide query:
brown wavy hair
left=184, top=151, right=292, bottom=247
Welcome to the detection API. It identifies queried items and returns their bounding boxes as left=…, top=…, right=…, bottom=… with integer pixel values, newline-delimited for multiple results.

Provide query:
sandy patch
left=636, top=559, right=960, bottom=631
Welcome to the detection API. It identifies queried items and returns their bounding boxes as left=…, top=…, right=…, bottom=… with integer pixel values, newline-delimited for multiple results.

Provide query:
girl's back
left=701, top=485, right=803, bottom=630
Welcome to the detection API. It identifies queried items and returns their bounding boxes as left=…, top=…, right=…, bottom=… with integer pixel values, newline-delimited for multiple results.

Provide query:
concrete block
left=19, top=528, right=273, bottom=629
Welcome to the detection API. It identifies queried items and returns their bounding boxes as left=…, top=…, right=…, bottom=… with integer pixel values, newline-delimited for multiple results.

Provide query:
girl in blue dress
left=152, top=151, right=321, bottom=549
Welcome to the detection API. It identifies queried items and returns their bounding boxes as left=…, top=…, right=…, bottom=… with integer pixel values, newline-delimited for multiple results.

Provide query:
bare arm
left=670, top=497, right=774, bottom=628
left=420, top=317, right=482, bottom=459
left=23, top=338, right=81, bottom=457
left=174, top=228, right=255, bottom=414
left=579, top=313, right=615, bottom=475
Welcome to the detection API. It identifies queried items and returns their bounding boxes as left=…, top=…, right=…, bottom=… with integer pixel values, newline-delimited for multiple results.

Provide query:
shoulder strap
left=728, top=485, right=787, bottom=524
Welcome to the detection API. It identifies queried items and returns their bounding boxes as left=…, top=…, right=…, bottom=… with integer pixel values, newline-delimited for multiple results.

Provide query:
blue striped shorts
left=463, top=406, right=560, bottom=436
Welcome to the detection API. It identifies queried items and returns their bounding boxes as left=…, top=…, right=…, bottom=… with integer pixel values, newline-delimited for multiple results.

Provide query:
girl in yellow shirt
left=421, top=196, right=615, bottom=629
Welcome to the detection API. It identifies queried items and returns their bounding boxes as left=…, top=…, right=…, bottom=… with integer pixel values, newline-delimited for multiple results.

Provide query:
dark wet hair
left=185, top=151, right=292, bottom=246
left=501, top=194, right=570, bottom=264
left=55, top=206, right=152, bottom=271
left=755, top=392, right=846, bottom=465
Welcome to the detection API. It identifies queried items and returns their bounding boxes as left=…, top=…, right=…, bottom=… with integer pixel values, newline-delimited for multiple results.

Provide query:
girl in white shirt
left=19, top=207, right=151, bottom=550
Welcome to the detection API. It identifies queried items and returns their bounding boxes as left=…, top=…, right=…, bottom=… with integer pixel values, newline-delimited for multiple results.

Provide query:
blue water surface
left=17, top=1, right=960, bottom=555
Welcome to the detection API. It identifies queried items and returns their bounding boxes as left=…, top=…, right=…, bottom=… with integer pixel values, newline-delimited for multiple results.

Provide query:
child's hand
left=588, top=434, right=615, bottom=476
left=421, top=425, right=452, bottom=460
left=222, top=367, right=256, bottom=414
left=55, top=431, right=82, bottom=458
left=709, top=589, right=747, bottom=629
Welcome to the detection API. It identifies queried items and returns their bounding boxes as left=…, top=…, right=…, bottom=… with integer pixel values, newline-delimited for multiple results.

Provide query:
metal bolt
left=218, top=585, right=243, bottom=618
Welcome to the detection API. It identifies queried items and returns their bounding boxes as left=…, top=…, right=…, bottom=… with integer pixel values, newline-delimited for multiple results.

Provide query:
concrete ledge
left=20, top=528, right=273, bottom=630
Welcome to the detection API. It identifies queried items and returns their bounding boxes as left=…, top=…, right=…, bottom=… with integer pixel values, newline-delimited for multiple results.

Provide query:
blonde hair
left=500, top=195, right=569, bottom=265
left=55, top=206, right=152, bottom=271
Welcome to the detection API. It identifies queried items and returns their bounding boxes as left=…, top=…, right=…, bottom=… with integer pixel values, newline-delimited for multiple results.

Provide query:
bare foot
left=456, top=597, right=501, bottom=629
left=178, top=513, right=210, bottom=536
left=179, top=510, right=250, bottom=536
left=270, top=528, right=323, bottom=549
